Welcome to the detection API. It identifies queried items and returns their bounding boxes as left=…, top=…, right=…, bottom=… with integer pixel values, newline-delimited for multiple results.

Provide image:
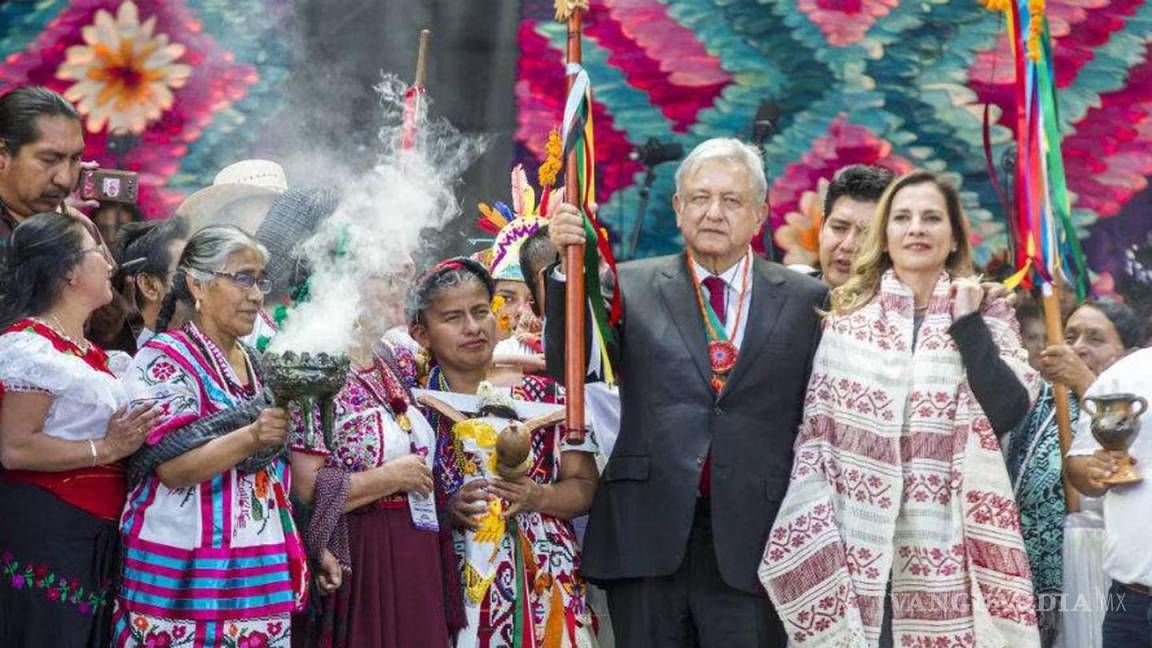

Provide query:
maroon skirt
left=293, top=503, right=452, bottom=648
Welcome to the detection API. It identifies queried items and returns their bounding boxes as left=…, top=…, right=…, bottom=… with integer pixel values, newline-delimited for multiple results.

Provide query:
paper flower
left=57, top=1, right=192, bottom=134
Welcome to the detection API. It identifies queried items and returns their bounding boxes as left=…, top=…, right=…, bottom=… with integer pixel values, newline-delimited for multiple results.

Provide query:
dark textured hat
left=254, top=187, right=340, bottom=298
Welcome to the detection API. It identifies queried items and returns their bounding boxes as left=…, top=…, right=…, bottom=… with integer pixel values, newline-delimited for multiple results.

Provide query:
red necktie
left=702, top=276, right=727, bottom=325
left=699, top=275, right=726, bottom=498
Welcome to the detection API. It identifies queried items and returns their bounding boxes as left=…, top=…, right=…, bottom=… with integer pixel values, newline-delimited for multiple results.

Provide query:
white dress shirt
left=1068, top=347, right=1152, bottom=586
left=691, top=251, right=753, bottom=350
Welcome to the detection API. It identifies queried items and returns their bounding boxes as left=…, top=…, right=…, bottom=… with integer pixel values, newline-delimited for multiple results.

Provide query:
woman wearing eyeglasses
left=0, top=212, right=159, bottom=647
left=112, top=225, right=310, bottom=647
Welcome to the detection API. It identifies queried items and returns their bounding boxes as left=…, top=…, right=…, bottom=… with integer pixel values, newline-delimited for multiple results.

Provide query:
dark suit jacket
left=545, top=252, right=827, bottom=594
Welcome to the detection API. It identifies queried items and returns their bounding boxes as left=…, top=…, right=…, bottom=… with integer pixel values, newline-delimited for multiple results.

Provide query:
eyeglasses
left=213, top=270, right=272, bottom=294
left=77, top=244, right=113, bottom=264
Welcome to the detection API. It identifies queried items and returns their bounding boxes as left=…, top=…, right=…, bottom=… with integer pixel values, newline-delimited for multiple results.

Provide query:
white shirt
left=691, top=252, right=753, bottom=350
left=0, top=329, right=129, bottom=442
left=1068, top=347, right=1152, bottom=586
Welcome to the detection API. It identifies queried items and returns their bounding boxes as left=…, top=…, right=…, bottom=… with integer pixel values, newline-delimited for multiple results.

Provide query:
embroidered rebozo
left=758, top=271, right=1040, bottom=648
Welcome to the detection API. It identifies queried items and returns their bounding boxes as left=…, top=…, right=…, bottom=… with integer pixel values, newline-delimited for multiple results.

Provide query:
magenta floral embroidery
left=149, top=360, right=178, bottom=382
left=1, top=548, right=110, bottom=614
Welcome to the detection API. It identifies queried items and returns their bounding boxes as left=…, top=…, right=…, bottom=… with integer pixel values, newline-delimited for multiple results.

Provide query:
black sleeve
left=949, top=312, right=1031, bottom=435
left=542, top=261, right=596, bottom=383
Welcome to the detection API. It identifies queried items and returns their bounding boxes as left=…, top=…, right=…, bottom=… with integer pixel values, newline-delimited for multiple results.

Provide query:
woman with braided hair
left=112, top=225, right=313, bottom=647
left=409, top=257, right=600, bottom=648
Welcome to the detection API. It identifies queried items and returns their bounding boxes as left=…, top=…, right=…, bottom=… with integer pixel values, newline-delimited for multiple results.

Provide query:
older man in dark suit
left=545, top=138, right=826, bottom=647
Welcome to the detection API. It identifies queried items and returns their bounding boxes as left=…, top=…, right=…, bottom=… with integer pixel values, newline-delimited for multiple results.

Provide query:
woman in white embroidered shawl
left=759, top=171, right=1041, bottom=648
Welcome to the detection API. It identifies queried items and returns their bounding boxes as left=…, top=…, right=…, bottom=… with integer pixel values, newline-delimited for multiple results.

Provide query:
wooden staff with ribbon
left=556, top=0, right=589, bottom=444
left=985, top=0, right=1089, bottom=511
left=401, top=29, right=431, bottom=151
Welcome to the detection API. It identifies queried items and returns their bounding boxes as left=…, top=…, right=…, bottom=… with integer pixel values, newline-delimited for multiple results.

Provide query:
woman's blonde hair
left=829, top=170, right=975, bottom=315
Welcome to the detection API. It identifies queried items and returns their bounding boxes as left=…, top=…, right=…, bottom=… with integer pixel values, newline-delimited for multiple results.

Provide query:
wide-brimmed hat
left=255, top=187, right=340, bottom=298
left=176, top=160, right=288, bottom=234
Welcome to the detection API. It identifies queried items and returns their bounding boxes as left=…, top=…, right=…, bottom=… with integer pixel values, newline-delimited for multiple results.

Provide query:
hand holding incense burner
left=1084, top=392, right=1148, bottom=486
left=263, top=351, right=350, bottom=451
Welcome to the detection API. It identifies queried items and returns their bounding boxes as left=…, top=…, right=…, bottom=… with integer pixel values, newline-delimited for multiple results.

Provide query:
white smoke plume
left=267, top=74, right=487, bottom=356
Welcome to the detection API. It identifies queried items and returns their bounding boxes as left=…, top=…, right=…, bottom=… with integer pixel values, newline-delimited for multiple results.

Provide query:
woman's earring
left=195, top=298, right=202, bottom=312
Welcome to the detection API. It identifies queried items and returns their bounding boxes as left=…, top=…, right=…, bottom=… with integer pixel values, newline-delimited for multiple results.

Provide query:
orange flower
left=254, top=470, right=269, bottom=499
left=229, top=623, right=240, bottom=638
left=538, top=130, right=563, bottom=188
left=133, top=616, right=150, bottom=631
left=774, top=178, right=828, bottom=266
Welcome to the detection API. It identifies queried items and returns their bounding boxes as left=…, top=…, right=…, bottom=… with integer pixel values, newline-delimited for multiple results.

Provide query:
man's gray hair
left=674, top=138, right=768, bottom=205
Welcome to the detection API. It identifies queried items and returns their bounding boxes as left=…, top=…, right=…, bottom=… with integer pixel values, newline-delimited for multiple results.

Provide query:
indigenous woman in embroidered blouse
left=408, top=258, right=600, bottom=648
left=0, top=213, right=159, bottom=647
left=758, top=171, right=1041, bottom=648
left=113, top=226, right=308, bottom=647
left=289, top=264, right=458, bottom=648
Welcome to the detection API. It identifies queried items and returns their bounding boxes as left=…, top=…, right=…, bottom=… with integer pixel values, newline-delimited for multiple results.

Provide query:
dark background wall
left=265, top=0, right=523, bottom=260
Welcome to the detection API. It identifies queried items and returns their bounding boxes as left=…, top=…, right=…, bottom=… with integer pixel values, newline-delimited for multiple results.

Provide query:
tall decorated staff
left=401, top=29, right=432, bottom=151
left=554, top=0, right=622, bottom=443
left=983, top=0, right=1091, bottom=510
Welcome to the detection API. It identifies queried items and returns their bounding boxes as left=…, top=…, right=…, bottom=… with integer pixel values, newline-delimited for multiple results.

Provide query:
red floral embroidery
left=965, top=491, right=1022, bottom=531
left=896, top=544, right=966, bottom=577
left=845, top=545, right=883, bottom=580
left=787, top=582, right=853, bottom=643
left=971, top=417, right=1001, bottom=452
left=903, top=472, right=952, bottom=506
left=766, top=503, right=836, bottom=562
left=149, top=360, right=178, bottom=382
left=825, top=458, right=894, bottom=509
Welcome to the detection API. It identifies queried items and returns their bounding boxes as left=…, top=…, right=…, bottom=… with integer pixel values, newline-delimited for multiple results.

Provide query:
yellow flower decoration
left=491, top=295, right=513, bottom=334
left=538, top=130, right=564, bottom=188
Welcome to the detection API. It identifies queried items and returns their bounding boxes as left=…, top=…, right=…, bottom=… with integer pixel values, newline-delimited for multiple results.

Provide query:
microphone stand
left=627, top=164, right=659, bottom=260
left=751, top=100, right=780, bottom=263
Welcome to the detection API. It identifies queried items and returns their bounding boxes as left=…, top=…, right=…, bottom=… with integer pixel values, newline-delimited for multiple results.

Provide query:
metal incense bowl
left=262, top=351, right=349, bottom=451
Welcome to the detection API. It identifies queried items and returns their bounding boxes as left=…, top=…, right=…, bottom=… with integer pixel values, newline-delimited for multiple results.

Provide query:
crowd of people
left=1, top=83, right=1150, bottom=648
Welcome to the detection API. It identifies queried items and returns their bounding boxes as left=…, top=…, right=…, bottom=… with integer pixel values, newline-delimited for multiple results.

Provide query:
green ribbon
left=1037, top=22, right=1089, bottom=300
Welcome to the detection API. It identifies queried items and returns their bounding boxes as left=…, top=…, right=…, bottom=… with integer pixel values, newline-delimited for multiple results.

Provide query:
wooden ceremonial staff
left=559, top=2, right=588, bottom=443
left=401, top=29, right=431, bottom=151
left=1045, top=279, right=1079, bottom=512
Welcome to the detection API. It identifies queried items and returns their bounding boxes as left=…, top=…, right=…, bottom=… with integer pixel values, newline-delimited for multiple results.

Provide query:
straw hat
left=176, top=160, right=288, bottom=234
